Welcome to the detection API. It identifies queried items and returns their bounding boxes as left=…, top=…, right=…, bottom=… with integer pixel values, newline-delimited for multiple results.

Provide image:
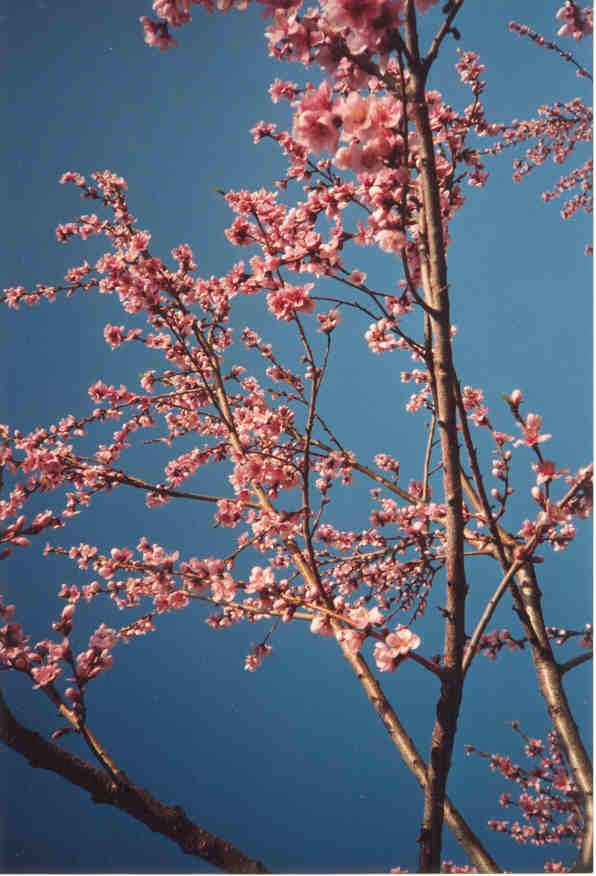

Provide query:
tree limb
left=0, top=688, right=269, bottom=874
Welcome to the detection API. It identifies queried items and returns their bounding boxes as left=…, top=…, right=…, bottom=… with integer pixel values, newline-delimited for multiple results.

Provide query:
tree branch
left=331, top=642, right=501, bottom=873
left=404, top=3, right=468, bottom=867
left=559, top=652, right=593, bottom=675
left=0, top=688, right=269, bottom=874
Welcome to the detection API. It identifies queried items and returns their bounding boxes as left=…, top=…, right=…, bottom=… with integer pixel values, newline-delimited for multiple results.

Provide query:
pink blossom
left=375, top=453, right=400, bottom=475
left=461, top=386, right=484, bottom=411
left=556, top=2, right=593, bottom=39
left=139, top=16, right=179, bottom=50
left=310, top=615, right=333, bottom=637
left=269, top=78, right=298, bottom=103
left=89, top=624, right=118, bottom=651
left=367, top=607, right=385, bottom=626
left=385, top=626, right=421, bottom=655
left=376, top=229, right=406, bottom=253
left=316, top=308, right=341, bottom=333
left=31, top=662, right=62, bottom=688
left=111, top=546, right=133, bottom=564
left=335, top=138, right=393, bottom=174
left=365, top=318, right=399, bottom=353
left=61, top=604, right=75, bottom=622
left=244, top=642, right=272, bottom=672
left=292, top=81, right=340, bottom=155
left=210, top=572, right=237, bottom=602
left=336, top=627, right=365, bottom=654
left=169, top=590, right=190, bottom=609
left=323, top=0, right=403, bottom=54
left=514, top=413, right=552, bottom=447
left=373, top=642, right=398, bottom=672
left=532, top=460, right=569, bottom=485
left=348, top=270, right=366, bottom=285
left=266, top=283, right=315, bottom=321
left=470, top=406, right=489, bottom=427
left=246, top=566, right=275, bottom=593
left=349, top=606, right=370, bottom=629
left=374, top=625, right=420, bottom=672
left=552, top=769, right=575, bottom=793
left=337, top=91, right=371, bottom=138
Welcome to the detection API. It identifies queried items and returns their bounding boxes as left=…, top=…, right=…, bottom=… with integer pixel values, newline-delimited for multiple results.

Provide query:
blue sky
left=0, top=1, right=592, bottom=873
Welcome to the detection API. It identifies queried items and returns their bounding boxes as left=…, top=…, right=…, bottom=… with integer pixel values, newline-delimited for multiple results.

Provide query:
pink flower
left=139, top=16, right=179, bottom=51
left=385, top=626, right=421, bottom=655
left=31, top=662, right=62, bottom=689
left=267, top=283, right=315, bottom=321
left=168, top=591, right=190, bottom=609
left=514, top=413, right=552, bottom=447
left=293, top=110, right=340, bottom=155
left=311, top=615, right=333, bottom=637
left=61, top=604, right=75, bottom=622
left=324, top=0, right=402, bottom=53
left=103, top=325, right=126, bottom=349
left=244, top=642, right=272, bottom=672
left=556, top=3, right=593, bottom=39
left=210, top=572, right=237, bottom=602
left=376, top=229, right=406, bottom=253
left=335, top=138, right=393, bottom=174
left=367, top=607, right=385, bottom=626
left=461, top=386, right=484, bottom=410
left=337, top=91, right=371, bottom=137
left=316, top=308, right=341, bottom=334
left=349, top=270, right=367, bottom=285
left=374, top=642, right=397, bottom=672
left=470, top=406, right=489, bottom=427
left=89, top=624, right=118, bottom=651
left=269, top=78, right=298, bottom=103
left=349, top=606, right=370, bottom=629
left=246, top=566, right=275, bottom=593
left=374, top=625, right=420, bottom=672
left=365, top=318, right=399, bottom=353
left=324, top=0, right=384, bottom=34
left=292, top=81, right=340, bottom=155
left=336, top=628, right=365, bottom=654
left=532, top=460, right=569, bottom=485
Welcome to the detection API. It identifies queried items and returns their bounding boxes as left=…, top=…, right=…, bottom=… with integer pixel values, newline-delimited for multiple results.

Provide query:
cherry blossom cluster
left=141, top=0, right=441, bottom=59
left=33, top=519, right=428, bottom=684
left=0, top=41, right=590, bottom=711
left=0, top=3, right=592, bottom=870
left=466, top=722, right=585, bottom=865
left=0, top=596, right=118, bottom=703
left=475, top=625, right=592, bottom=661
left=555, top=2, right=593, bottom=41
left=0, top=164, right=590, bottom=697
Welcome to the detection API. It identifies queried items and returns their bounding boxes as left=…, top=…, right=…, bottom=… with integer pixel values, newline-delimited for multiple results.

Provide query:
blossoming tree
left=1, top=0, right=592, bottom=872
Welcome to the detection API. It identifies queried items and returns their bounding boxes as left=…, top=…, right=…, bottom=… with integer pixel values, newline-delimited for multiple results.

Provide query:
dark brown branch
left=404, top=3, right=468, bottom=868
left=424, top=0, right=466, bottom=70
left=0, top=688, right=269, bottom=874
left=330, top=644, right=501, bottom=873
